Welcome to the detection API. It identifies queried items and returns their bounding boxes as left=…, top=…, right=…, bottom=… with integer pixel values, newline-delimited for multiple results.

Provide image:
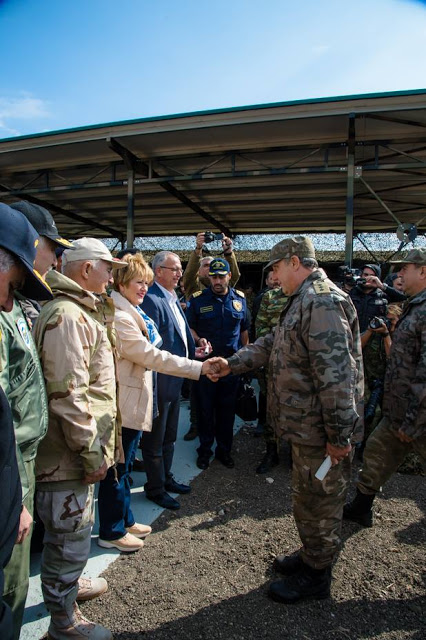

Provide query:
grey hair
left=0, top=247, right=18, bottom=273
left=152, top=251, right=179, bottom=272
left=300, top=257, right=318, bottom=269
left=283, top=256, right=318, bottom=269
left=62, top=258, right=101, bottom=275
left=200, top=256, right=213, bottom=267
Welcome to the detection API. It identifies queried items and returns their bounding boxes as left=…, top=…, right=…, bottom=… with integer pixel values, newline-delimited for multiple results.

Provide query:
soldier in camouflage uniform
left=344, top=248, right=426, bottom=527
left=254, top=287, right=288, bottom=473
left=34, top=238, right=126, bottom=640
left=210, top=236, right=363, bottom=603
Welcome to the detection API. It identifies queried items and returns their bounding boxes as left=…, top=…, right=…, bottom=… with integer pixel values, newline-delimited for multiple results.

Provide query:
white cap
left=62, top=238, right=127, bottom=267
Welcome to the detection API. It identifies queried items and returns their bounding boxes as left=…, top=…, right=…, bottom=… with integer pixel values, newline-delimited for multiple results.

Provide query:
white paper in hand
left=315, top=455, right=332, bottom=481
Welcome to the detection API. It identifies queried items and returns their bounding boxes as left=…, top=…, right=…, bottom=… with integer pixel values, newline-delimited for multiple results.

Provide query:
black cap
left=363, top=263, right=381, bottom=278
left=0, top=203, right=53, bottom=300
left=10, top=200, right=74, bottom=249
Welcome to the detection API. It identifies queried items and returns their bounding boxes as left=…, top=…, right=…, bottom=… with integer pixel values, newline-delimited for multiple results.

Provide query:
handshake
left=200, top=357, right=231, bottom=382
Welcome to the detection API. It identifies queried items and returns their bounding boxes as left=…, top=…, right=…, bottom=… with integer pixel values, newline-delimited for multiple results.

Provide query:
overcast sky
left=1, top=0, right=426, bottom=138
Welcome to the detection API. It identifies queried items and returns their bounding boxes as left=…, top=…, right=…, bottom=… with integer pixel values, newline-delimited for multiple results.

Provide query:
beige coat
left=111, top=290, right=202, bottom=431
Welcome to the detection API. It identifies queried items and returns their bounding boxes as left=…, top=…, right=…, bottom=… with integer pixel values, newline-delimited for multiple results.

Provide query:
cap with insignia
left=265, top=236, right=315, bottom=269
left=10, top=200, right=74, bottom=249
left=0, top=202, right=53, bottom=300
left=208, top=257, right=230, bottom=275
left=389, top=248, right=426, bottom=266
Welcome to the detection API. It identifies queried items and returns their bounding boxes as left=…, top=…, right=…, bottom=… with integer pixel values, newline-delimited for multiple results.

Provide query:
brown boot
left=47, top=603, right=112, bottom=639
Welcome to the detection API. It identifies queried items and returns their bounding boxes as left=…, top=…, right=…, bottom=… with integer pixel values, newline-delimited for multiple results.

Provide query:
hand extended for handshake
left=200, top=357, right=231, bottom=382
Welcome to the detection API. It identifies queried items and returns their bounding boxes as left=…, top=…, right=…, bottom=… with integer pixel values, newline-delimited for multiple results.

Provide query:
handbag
left=235, top=376, right=258, bottom=421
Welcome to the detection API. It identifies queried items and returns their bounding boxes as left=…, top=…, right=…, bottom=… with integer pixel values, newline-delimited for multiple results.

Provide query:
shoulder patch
left=192, top=291, right=203, bottom=298
left=313, top=281, right=331, bottom=294
left=235, top=289, right=245, bottom=298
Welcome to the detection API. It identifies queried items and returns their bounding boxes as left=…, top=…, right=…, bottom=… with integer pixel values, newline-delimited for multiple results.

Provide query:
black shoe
left=196, top=456, right=210, bottom=470
left=343, top=489, right=374, bottom=527
left=215, top=452, right=235, bottom=469
left=132, top=458, right=146, bottom=472
left=145, top=492, right=180, bottom=510
left=256, top=443, right=279, bottom=474
left=165, top=479, right=191, bottom=494
left=273, top=550, right=304, bottom=575
left=184, top=426, right=198, bottom=441
left=268, top=563, right=331, bottom=604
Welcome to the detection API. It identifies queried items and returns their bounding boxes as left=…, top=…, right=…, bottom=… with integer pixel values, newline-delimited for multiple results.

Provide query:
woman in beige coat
left=98, top=254, right=212, bottom=552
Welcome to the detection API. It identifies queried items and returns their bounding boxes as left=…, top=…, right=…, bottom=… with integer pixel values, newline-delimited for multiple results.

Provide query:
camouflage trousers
left=36, top=484, right=94, bottom=613
left=358, top=417, right=426, bottom=496
left=3, top=459, right=35, bottom=640
left=292, top=443, right=353, bottom=570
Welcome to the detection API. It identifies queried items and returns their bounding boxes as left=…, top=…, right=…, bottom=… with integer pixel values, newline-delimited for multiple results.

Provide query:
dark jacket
left=0, top=386, right=21, bottom=640
left=142, top=282, right=195, bottom=403
left=350, top=286, right=389, bottom=332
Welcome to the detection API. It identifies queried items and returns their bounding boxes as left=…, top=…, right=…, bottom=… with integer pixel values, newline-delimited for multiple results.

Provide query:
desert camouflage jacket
left=183, top=249, right=241, bottom=300
left=34, top=270, right=120, bottom=486
left=228, top=269, right=364, bottom=447
left=255, top=288, right=288, bottom=339
left=383, top=287, right=426, bottom=439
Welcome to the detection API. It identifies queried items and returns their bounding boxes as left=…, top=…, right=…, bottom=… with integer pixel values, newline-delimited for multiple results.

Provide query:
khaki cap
left=62, top=238, right=127, bottom=267
left=265, top=236, right=316, bottom=269
left=389, top=248, right=426, bottom=266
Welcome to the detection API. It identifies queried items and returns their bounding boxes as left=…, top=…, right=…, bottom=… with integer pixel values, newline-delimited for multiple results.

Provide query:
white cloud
left=0, top=93, right=50, bottom=137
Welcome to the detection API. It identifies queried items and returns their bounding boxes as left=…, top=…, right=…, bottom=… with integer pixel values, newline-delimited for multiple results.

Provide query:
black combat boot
left=273, top=550, right=304, bottom=575
left=256, top=442, right=279, bottom=474
left=343, top=489, right=375, bottom=527
left=268, top=562, right=331, bottom=604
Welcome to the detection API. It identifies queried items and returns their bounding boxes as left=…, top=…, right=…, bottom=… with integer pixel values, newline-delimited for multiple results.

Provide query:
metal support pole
left=127, top=168, right=135, bottom=249
left=345, top=114, right=356, bottom=266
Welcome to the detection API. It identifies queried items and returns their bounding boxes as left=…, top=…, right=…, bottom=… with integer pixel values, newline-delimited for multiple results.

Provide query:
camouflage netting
left=104, top=232, right=426, bottom=264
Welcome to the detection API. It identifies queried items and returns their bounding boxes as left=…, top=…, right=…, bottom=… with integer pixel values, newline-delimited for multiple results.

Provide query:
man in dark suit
left=141, top=251, right=195, bottom=510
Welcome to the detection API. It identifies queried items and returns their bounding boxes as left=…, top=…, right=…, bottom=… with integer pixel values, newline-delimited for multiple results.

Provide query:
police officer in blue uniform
left=187, top=258, right=249, bottom=470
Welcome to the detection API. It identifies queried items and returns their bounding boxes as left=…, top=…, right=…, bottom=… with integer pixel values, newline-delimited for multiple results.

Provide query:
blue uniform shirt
left=187, top=286, right=248, bottom=357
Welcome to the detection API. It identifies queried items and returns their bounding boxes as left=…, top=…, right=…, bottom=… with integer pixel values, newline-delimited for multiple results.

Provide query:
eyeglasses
left=160, top=266, right=183, bottom=274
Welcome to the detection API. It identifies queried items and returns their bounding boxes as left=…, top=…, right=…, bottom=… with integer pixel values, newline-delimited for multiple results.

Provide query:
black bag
left=235, top=377, right=258, bottom=422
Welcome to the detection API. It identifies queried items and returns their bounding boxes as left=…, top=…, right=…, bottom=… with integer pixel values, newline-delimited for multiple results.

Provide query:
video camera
left=204, top=231, right=223, bottom=243
left=338, top=266, right=366, bottom=287
left=369, top=316, right=391, bottom=331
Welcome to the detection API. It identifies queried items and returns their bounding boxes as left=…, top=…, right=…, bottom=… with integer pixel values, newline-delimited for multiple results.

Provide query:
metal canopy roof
left=1, top=89, right=426, bottom=252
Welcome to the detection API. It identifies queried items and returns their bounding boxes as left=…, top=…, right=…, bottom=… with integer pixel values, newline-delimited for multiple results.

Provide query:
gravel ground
left=82, top=426, right=425, bottom=640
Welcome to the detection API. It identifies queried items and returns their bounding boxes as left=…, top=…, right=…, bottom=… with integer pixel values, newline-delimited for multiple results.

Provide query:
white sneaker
left=126, top=522, right=152, bottom=538
left=98, top=532, right=144, bottom=552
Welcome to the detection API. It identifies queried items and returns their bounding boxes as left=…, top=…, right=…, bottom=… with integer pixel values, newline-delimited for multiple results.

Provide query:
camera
left=369, top=316, right=391, bottom=330
left=204, top=231, right=223, bottom=243
left=338, top=266, right=366, bottom=287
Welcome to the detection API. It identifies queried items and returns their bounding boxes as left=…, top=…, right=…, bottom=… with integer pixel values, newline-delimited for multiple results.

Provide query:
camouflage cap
left=389, top=248, right=426, bottom=266
left=265, top=236, right=315, bottom=269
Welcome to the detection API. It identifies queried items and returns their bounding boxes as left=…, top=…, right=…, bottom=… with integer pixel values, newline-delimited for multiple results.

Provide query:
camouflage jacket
left=383, top=287, right=426, bottom=439
left=183, top=249, right=241, bottom=300
left=0, top=299, right=48, bottom=500
left=255, top=288, right=288, bottom=338
left=34, top=270, right=120, bottom=486
left=228, top=269, right=364, bottom=447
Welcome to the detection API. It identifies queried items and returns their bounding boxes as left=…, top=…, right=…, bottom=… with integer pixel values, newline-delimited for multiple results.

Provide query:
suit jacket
left=142, top=282, right=195, bottom=402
